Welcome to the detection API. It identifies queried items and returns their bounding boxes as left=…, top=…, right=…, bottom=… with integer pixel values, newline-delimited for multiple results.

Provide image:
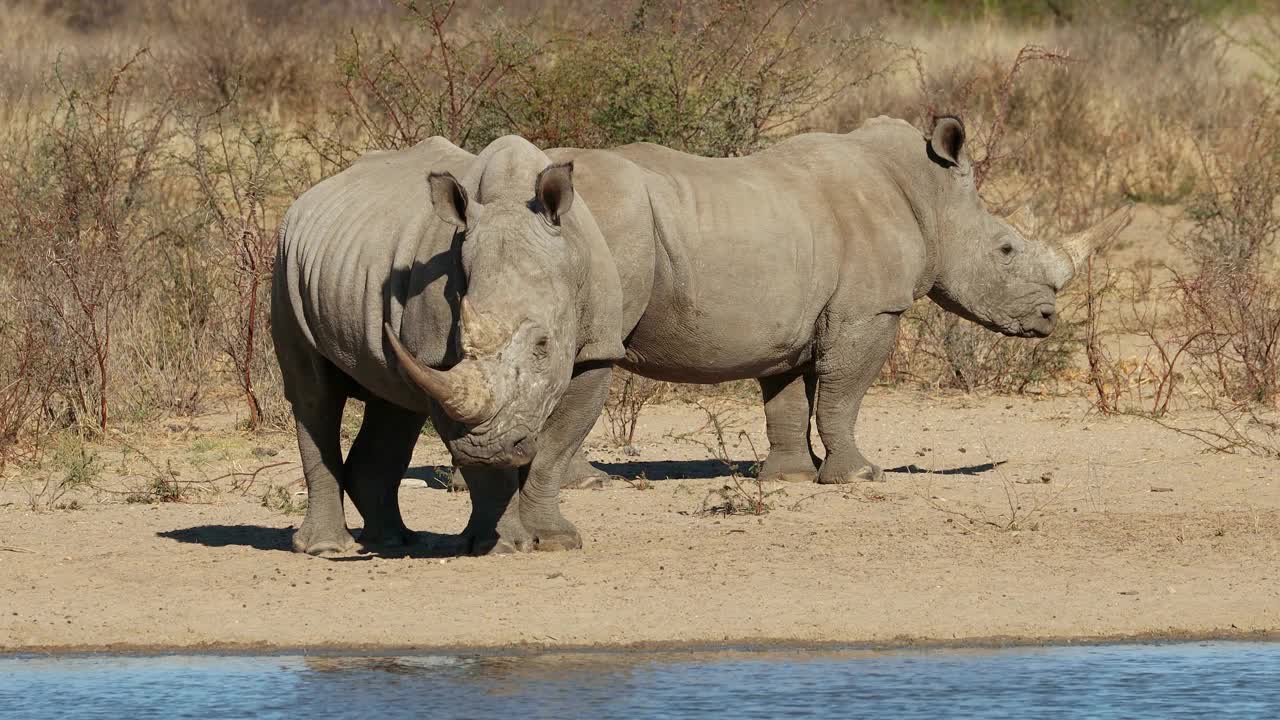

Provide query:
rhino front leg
left=519, top=362, right=613, bottom=551
left=290, top=389, right=357, bottom=555
left=342, top=398, right=426, bottom=549
left=814, top=312, right=899, bottom=484
left=757, top=367, right=821, bottom=483
left=458, top=466, right=533, bottom=555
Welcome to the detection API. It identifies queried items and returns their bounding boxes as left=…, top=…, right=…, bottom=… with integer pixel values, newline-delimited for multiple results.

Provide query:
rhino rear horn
left=460, top=297, right=507, bottom=357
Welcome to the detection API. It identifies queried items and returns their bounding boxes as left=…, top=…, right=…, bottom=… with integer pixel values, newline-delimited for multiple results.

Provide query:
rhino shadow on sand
left=158, top=524, right=462, bottom=559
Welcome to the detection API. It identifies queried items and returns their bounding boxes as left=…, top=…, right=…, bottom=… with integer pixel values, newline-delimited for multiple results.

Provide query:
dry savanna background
left=1, top=0, right=1279, bottom=651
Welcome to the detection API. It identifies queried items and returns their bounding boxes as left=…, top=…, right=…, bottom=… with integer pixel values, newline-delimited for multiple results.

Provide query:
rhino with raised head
left=274, top=115, right=1129, bottom=555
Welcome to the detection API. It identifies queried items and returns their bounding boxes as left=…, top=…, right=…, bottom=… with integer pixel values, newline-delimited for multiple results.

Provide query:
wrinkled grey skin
left=272, top=135, right=624, bottom=555
left=275, top=115, right=1129, bottom=555
left=540, top=115, right=1129, bottom=486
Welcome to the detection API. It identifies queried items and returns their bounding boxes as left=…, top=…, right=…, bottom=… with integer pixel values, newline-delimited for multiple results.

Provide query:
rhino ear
left=535, top=162, right=574, bottom=226
left=928, top=116, right=966, bottom=168
left=428, top=171, right=469, bottom=229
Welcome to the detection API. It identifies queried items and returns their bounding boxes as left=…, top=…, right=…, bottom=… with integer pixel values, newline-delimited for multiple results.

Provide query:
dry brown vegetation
left=1, top=0, right=1278, bottom=473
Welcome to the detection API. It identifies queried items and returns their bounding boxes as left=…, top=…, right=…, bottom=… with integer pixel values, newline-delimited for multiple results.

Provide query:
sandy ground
left=2, top=387, right=1278, bottom=653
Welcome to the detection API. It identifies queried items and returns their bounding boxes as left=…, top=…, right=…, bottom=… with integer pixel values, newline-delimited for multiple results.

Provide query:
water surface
left=2, top=642, right=1277, bottom=719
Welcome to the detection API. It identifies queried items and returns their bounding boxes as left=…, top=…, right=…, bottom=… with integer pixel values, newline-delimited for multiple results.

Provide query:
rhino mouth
left=1004, top=302, right=1057, bottom=338
left=445, top=424, right=536, bottom=468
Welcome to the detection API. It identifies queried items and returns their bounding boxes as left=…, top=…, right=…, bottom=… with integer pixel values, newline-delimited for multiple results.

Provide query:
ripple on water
left=1, top=642, right=1278, bottom=719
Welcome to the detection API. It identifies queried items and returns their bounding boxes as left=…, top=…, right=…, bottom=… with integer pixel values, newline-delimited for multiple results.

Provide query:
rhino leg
left=342, top=398, right=426, bottom=549
left=457, top=466, right=533, bottom=555
left=562, top=450, right=609, bottom=489
left=518, top=363, right=612, bottom=552
left=758, top=367, right=821, bottom=483
left=285, top=372, right=356, bottom=556
left=449, top=466, right=468, bottom=492
left=813, top=312, right=898, bottom=484
left=448, top=447, right=605, bottom=491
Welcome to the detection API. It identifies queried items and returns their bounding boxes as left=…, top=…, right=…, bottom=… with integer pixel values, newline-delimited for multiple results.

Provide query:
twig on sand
left=211, top=461, right=295, bottom=494
left=0, top=544, right=35, bottom=554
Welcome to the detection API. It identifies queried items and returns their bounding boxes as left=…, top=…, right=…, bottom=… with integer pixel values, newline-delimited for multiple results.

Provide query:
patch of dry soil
left=2, top=389, right=1277, bottom=652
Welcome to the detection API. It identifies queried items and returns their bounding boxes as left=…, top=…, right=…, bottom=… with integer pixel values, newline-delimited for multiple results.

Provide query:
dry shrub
left=0, top=51, right=175, bottom=434
left=305, top=0, right=898, bottom=162
left=1079, top=89, right=1280, bottom=455
left=603, top=371, right=665, bottom=449
left=1079, top=259, right=1199, bottom=417
left=890, top=303, right=1080, bottom=394
left=669, top=399, right=779, bottom=516
left=180, top=109, right=300, bottom=429
left=501, top=0, right=900, bottom=156
left=301, top=0, right=546, bottom=169
left=912, top=44, right=1070, bottom=196
left=1, top=0, right=1277, bottom=466
left=1174, top=104, right=1280, bottom=407
left=0, top=310, right=55, bottom=469
left=159, top=0, right=324, bottom=110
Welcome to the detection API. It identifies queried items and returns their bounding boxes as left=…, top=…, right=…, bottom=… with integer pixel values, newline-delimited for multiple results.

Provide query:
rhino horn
left=460, top=297, right=507, bottom=357
left=384, top=323, right=495, bottom=424
left=1059, top=204, right=1135, bottom=277
left=1004, top=204, right=1037, bottom=234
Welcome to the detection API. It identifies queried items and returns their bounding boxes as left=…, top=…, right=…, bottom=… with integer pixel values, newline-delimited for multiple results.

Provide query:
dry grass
left=1, top=0, right=1277, bottom=466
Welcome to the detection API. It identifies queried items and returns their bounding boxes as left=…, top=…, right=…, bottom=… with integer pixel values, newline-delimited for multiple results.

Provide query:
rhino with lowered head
left=541, top=115, right=1129, bottom=485
left=274, top=115, right=1129, bottom=555
left=273, top=135, right=626, bottom=555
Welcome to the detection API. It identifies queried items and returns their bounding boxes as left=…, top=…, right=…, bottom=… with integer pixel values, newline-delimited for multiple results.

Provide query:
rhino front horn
left=384, top=324, right=496, bottom=424
left=1060, top=204, right=1136, bottom=275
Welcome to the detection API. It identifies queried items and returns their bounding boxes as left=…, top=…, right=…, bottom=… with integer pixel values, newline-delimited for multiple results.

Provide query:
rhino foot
left=817, top=452, right=885, bottom=484
left=357, top=525, right=416, bottom=551
left=465, top=532, right=534, bottom=555
left=758, top=451, right=821, bottom=484
left=292, top=521, right=356, bottom=556
left=561, top=454, right=609, bottom=489
left=462, top=513, right=535, bottom=555
left=519, top=506, right=583, bottom=551
left=530, top=522, right=582, bottom=551
left=534, top=529, right=582, bottom=551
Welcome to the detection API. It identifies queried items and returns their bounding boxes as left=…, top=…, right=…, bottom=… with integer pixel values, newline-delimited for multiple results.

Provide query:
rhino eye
left=533, top=333, right=550, bottom=358
left=1000, top=242, right=1015, bottom=256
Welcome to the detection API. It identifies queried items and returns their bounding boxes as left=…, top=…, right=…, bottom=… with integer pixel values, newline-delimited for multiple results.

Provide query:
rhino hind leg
left=283, top=359, right=357, bottom=555
left=562, top=451, right=609, bottom=489
left=757, top=367, right=822, bottom=483
left=343, top=398, right=426, bottom=549
left=813, top=312, right=899, bottom=484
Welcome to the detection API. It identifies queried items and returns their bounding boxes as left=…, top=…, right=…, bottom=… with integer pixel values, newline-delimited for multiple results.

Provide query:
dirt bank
left=2, top=389, right=1277, bottom=652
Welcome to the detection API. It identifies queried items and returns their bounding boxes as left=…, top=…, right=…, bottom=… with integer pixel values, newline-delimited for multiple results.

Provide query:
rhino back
left=601, top=134, right=925, bottom=381
left=275, top=138, right=472, bottom=405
